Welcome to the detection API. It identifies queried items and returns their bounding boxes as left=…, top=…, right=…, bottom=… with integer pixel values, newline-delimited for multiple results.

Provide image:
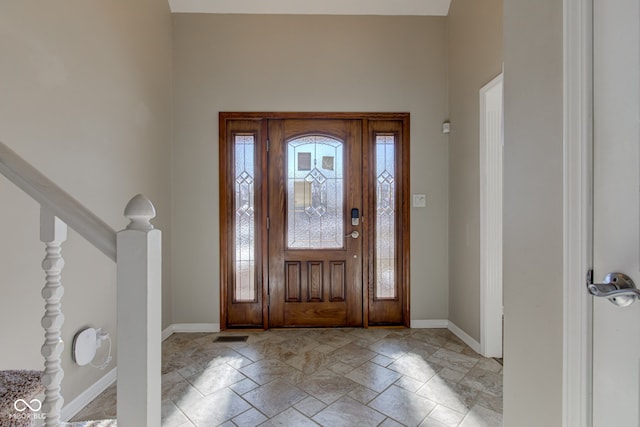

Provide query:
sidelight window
left=234, top=135, right=256, bottom=302
left=375, top=135, right=396, bottom=299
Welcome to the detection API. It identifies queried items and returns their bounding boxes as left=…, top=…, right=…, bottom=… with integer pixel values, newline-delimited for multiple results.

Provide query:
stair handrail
left=0, top=141, right=116, bottom=261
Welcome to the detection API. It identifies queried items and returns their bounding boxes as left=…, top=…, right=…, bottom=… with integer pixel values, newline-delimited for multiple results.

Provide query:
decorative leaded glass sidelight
left=376, top=135, right=396, bottom=299
left=234, top=135, right=256, bottom=301
left=287, top=136, right=344, bottom=249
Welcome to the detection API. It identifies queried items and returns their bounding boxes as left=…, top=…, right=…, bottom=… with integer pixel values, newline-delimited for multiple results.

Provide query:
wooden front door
left=220, top=112, right=410, bottom=329
left=267, top=119, right=363, bottom=327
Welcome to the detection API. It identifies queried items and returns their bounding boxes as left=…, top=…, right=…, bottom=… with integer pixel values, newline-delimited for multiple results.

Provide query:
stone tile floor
left=71, top=328, right=502, bottom=426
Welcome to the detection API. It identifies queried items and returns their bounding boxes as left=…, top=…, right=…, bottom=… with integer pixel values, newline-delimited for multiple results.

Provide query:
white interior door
left=592, top=0, right=640, bottom=425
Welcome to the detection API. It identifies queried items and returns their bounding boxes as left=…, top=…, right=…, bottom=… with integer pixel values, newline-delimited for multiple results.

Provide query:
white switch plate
left=412, top=194, right=426, bottom=207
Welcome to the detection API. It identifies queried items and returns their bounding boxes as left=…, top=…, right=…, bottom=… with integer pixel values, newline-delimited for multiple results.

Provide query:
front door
left=220, top=112, right=410, bottom=329
left=592, top=0, right=640, bottom=424
left=267, top=119, right=363, bottom=327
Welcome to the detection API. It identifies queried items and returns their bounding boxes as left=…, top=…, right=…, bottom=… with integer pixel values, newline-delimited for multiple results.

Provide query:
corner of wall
left=445, top=0, right=503, bottom=345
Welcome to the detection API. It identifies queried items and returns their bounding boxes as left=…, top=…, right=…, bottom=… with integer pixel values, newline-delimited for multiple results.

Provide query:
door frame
left=479, top=73, right=504, bottom=358
left=219, top=112, right=411, bottom=329
left=563, top=0, right=594, bottom=424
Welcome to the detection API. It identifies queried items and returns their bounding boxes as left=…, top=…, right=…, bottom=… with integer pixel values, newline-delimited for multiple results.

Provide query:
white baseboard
left=162, top=324, right=176, bottom=341
left=162, top=323, right=221, bottom=340
left=61, top=368, right=117, bottom=422
left=410, top=319, right=449, bottom=328
left=447, top=321, right=481, bottom=354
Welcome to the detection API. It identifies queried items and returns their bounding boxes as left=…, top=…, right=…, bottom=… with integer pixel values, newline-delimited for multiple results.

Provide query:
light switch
left=412, top=194, right=426, bottom=207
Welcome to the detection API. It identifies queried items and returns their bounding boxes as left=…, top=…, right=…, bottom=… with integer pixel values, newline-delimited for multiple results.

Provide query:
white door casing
left=592, top=0, right=640, bottom=425
left=480, top=73, right=504, bottom=358
left=563, top=0, right=594, bottom=425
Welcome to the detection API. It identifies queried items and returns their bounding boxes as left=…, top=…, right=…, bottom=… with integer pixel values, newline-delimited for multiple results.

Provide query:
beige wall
left=503, top=0, right=564, bottom=425
left=171, top=14, right=450, bottom=325
left=0, top=0, right=172, bottom=405
left=447, top=0, right=503, bottom=341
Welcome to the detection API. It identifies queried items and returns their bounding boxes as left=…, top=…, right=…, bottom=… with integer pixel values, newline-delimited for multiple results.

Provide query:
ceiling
left=168, top=0, right=452, bottom=16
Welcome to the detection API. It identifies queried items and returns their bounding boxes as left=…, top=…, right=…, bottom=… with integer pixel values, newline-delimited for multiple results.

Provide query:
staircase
left=0, top=142, right=161, bottom=426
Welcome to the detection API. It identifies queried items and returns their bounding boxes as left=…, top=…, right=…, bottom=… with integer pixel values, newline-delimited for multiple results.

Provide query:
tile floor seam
left=179, top=407, right=198, bottom=427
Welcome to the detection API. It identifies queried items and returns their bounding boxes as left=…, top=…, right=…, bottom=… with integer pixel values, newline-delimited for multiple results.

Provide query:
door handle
left=346, top=231, right=360, bottom=239
left=587, top=271, right=640, bottom=307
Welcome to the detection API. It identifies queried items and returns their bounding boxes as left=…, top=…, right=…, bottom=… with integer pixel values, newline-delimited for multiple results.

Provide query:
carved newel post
left=116, top=194, right=161, bottom=427
left=40, top=208, right=67, bottom=427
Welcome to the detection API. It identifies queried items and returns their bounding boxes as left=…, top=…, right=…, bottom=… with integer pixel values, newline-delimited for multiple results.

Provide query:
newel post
left=116, top=194, right=161, bottom=427
left=40, top=208, right=67, bottom=427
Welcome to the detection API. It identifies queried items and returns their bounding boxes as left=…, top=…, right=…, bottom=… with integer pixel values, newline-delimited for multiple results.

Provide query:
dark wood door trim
left=220, top=112, right=410, bottom=121
left=220, top=112, right=410, bottom=329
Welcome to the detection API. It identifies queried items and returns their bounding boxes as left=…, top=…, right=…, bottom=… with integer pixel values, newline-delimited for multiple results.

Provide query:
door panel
left=268, top=119, right=363, bottom=327
left=593, top=0, right=640, bottom=424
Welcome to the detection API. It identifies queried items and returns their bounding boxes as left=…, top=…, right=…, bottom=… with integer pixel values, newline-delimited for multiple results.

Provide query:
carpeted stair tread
left=62, top=420, right=117, bottom=427
left=0, top=370, right=44, bottom=427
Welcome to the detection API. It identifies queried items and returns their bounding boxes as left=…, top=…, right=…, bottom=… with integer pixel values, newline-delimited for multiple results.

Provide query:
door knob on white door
left=587, top=271, right=640, bottom=307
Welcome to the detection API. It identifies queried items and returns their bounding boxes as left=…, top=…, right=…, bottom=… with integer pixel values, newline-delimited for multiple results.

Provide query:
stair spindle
left=40, top=208, right=67, bottom=427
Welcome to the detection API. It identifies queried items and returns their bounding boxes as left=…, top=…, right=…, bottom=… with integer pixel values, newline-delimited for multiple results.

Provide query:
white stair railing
left=40, top=209, right=67, bottom=426
left=0, top=142, right=161, bottom=427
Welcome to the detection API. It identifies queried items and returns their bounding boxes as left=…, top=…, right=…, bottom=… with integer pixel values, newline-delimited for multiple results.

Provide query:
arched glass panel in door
left=287, top=136, right=344, bottom=249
